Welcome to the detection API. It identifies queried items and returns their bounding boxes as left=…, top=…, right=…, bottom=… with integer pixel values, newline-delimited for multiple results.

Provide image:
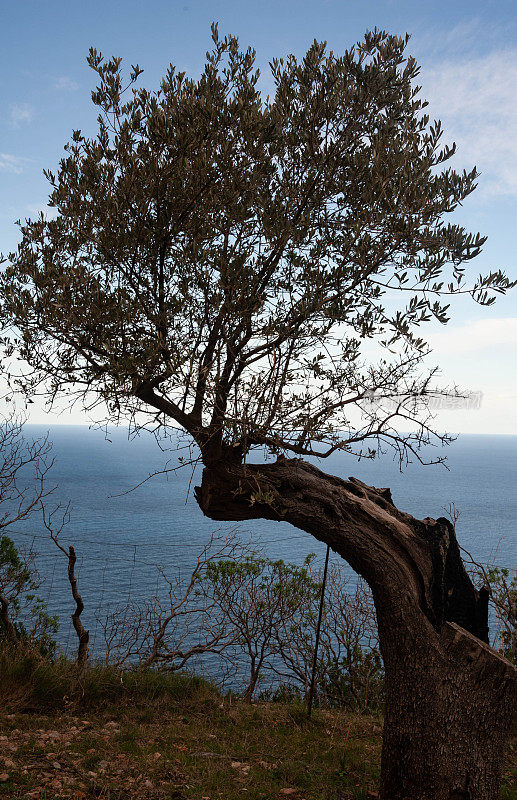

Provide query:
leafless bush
left=317, top=569, right=382, bottom=710
left=271, top=562, right=382, bottom=710
left=0, top=415, right=60, bottom=654
left=95, top=531, right=253, bottom=674
left=0, top=414, right=55, bottom=532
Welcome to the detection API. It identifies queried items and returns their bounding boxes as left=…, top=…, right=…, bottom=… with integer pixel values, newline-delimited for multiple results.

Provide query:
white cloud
left=420, top=49, right=517, bottom=197
left=432, top=388, right=517, bottom=435
left=393, top=317, right=517, bottom=434
left=415, top=17, right=502, bottom=60
left=54, top=76, right=79, bottom=92
left=0, top=153, right=25, bottom=174
left=427, top=317, right=517, bottom=356
left=10, top=102, right=35, bottom=127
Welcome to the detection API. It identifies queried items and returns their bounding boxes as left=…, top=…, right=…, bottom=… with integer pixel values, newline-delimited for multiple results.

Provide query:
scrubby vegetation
left=0, top=644, right=515, bottom=800
left=1, top=487, right=515, bottom=798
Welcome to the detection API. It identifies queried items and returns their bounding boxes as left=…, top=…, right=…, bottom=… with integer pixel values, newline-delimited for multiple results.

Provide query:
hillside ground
left=0, top=652, right=515, bottom=799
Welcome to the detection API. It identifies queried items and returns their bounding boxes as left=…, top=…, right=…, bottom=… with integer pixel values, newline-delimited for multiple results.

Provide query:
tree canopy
left=2, top=28, right=516, bottom=798
left=1, top=25, right=513, bottom=465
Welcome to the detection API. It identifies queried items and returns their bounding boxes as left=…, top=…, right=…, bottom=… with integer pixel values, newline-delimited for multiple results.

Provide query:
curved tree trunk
left=380, top=618, right=514, bottom=799
left=67, top=545, right=89, bottom=670
left=194, top=456, right=516, bottom=800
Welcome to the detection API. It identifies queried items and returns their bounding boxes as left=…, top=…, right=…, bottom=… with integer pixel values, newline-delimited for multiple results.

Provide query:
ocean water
left=4, top=425, right=516, bottom=662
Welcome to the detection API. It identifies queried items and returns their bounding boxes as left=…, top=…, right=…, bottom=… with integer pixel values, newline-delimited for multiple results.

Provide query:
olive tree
left=1, top=25, right=515, bottom=800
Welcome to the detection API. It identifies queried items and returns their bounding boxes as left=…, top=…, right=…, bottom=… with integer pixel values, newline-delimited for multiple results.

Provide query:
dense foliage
left=1, top=26, right=513, bottom=465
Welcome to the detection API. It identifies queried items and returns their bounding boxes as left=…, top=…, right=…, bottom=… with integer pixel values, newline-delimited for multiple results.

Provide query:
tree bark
left=0, top=593, right=19, bottom=646
left=67, top=546, right=89, bottom=670
left=194, top=456, right=517, bottom=800
left=243, top=661, right=260, bottom=703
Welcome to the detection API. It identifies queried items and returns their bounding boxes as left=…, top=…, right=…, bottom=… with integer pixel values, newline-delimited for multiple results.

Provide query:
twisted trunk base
left=195, top=456, right=516, bottom=800
left=378, top=617, right=514, bottom=799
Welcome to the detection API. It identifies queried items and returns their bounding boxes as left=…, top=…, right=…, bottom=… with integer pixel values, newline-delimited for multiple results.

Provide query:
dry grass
left=0, top=647, right=515, bottom=800
left=0, top=703, right=384, bottom=800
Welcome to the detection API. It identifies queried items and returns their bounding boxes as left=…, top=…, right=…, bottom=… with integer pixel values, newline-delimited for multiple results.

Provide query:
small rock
left=258, top=760, right=277, bottom=770
left=52, top=761, right=62, bottom=770
left=98, top=760, right=108, bottom=771
left=231, top=761, right=250, bottom=775
left=3, top=759, right=15, bottom=769
left=104, top=721, right=119, bottom=728
left=280, top=790, right=297, bottom=796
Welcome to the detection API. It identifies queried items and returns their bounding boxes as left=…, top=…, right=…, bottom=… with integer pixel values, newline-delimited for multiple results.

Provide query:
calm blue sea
left=4, top=426, right=516, bottom=660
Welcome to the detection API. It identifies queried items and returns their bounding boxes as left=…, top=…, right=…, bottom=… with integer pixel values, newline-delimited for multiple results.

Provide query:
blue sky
left=1, top=0, right=516, bottom=433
